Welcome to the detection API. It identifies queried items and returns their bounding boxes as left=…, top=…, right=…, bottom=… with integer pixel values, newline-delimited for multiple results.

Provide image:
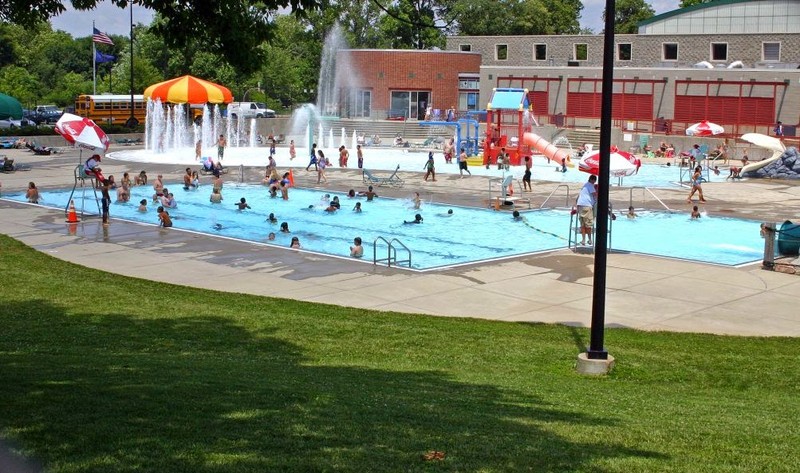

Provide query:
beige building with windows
left=445, top=0, right=800, bottom=136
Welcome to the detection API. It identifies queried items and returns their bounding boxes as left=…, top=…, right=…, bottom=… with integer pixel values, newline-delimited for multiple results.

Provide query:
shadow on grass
left=0, top=300, right=666, bottom=472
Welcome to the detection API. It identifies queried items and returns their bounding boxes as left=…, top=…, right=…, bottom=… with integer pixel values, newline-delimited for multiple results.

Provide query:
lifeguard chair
left=484, top=88, right=536, bottom=166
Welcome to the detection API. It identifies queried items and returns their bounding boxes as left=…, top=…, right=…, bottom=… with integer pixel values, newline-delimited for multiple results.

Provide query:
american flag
left=92, top=27, right=114, bottom=46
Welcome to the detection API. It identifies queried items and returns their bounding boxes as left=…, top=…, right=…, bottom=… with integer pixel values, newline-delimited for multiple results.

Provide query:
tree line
left=0, top=0, right=661, bottom=112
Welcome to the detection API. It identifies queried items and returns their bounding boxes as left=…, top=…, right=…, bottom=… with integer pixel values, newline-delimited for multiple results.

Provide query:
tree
left=0, top=0, right=326, bottom=73
left=540, top=0, right=582, bottom=35
left=680, top=0, right=713, bottom=7
left=0, top=65, right=39, bottom=106
left=455, top=0, right=569, bottom=36
left=453, top=0, right=520, bottom=36
left=605, top=0, right=655, bottom=34
left=377, top=0, right=446, bottom=49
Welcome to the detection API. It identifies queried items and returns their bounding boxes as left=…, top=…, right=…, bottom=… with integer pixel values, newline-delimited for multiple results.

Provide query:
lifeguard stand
left=484, top=88, right=536, bottom=166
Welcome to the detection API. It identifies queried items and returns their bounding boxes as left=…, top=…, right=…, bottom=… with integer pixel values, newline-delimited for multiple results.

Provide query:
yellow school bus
left=75, top=94, right=146, bottom=125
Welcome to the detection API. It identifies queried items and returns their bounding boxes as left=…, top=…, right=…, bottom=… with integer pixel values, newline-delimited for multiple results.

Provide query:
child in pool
left=350, top=237, right=364, bottom=258
left=691, top=205, right=701, bottom=219
left=157, top=206, right=172, bottom=227
left=404, top=214, right=423, bottom=224
left=236, top=197, right=251, bottom=210
left=137, top=199, right=148, bottom=212
left=626, top=206, right=637, bottom=219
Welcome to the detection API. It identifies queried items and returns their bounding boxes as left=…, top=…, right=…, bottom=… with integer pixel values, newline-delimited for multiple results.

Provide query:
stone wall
left=744, top=147, right=800, bottom=178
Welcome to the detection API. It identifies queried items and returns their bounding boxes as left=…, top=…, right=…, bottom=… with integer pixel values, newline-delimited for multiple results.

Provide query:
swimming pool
left=3, top=183, right=764, bottom=269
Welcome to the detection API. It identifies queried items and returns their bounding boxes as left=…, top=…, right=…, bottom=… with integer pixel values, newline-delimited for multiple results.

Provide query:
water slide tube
left=522, top=132, right=574, bottom=167
left=740, top=149, right=784, bottom=174
left=739, top=133, right=786, bottom=175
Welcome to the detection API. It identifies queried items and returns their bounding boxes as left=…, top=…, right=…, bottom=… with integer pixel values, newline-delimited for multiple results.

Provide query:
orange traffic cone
left=66, top=200, right=80, bottom=223
left=288, top=169, right=295, bottom=187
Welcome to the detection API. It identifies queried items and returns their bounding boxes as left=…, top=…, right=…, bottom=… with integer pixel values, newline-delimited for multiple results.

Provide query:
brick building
left=335, top=49, right=480, bottom=120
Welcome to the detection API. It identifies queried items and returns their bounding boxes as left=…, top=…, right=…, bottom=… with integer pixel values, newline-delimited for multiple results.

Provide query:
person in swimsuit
left=522, top=156, right=532, bottom=191
left=687, top=166, right=706, bottom=203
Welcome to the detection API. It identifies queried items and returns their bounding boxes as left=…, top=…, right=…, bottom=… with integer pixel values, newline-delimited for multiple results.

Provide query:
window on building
left=574, top=43, right=588, bottom=61
left=496, top=44, right=508, bottom=61
left=458, top=78, right=479, bottom=89
left=711, top=43, right=728, bottom=61
left=662, top=43, right=678, bottom=61
left=459, top=44, right=471, bottom=52
left=763, top=42, right=780, bottom=62
left=390, top=90, right=430, bottom=120
left=617, top=43, right=632, bottom=61
left=533, top=44, right=547, bottom=61
left=459, top=92, right=479, bottom=112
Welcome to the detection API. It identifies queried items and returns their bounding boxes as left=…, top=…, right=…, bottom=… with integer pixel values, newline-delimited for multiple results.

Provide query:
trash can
left=777, top=220, right=800, bottom=256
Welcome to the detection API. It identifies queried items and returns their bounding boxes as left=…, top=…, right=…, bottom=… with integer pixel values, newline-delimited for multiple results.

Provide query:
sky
left=50, top=0, right=682, bottom=38
left=50, top=1, right=154, bottom=38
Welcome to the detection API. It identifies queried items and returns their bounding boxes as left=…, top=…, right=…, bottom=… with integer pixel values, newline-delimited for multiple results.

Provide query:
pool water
left=4, top=183, right=764, bottom=269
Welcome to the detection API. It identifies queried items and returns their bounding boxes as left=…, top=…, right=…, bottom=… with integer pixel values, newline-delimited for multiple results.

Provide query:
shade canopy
left=143, top=75, right=233, bottom=104
left=55, top=113, right=110, bottom=152
left=578, top=149, right=638, bottom=178
left=686, top=120, right=724, bottom=137
left=0, top=93, right=23, bottom=120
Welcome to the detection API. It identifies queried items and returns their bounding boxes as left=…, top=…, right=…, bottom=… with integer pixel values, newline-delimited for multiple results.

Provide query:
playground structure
left=418, top=118, right=480, bottom=156
left=483, top=88, right=539, bottom=166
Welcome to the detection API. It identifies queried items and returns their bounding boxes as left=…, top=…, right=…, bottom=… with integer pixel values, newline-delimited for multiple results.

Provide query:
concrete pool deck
left=2, top=145, right=800, bottom=337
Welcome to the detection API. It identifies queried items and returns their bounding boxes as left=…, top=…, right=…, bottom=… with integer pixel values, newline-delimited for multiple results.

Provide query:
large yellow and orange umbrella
left=143, top=75, right=233, bottom=104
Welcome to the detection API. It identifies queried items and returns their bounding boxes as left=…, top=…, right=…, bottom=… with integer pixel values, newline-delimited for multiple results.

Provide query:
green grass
left=1, top=234, right=798, bottom=472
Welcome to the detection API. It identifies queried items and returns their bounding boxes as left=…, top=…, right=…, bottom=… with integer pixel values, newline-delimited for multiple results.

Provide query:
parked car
left=30, top=105, right=63, bottom=124
left=0, top=118, right=32, bottom=129
left=226, top=102, right=276, bottom=119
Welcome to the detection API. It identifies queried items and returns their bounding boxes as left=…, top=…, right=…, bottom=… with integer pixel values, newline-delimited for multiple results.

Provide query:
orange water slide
left=522, top=132, right=572, bottom=166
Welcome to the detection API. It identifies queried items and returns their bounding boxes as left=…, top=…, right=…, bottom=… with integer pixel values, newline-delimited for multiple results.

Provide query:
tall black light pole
left=585, top=0, right=616, bottom=362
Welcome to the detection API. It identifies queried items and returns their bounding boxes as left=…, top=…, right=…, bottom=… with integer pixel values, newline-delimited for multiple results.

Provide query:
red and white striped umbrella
left=578, top=149, right=638, bottom=177
left=685, top=120, right=724, bottom=137
left=54, top=113, right=110, bottom=152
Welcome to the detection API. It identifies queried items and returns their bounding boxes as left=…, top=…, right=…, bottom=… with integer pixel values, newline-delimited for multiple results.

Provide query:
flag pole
left=92, top=21, right=97, bottom=95
left=128, top=2, right=136, bottom=128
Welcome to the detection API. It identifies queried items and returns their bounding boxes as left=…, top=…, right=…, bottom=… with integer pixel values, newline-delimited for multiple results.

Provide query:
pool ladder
left=373, top=236, right=412, bottom=268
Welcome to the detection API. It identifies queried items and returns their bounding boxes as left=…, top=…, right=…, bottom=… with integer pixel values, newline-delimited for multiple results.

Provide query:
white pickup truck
left=226, top=102, right=276, bottom=119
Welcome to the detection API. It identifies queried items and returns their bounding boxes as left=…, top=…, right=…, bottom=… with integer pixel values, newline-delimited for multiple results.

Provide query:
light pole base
left=576, top=352, right=615, bottom=376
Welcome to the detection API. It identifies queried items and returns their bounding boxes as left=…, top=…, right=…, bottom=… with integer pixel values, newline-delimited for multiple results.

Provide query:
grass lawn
left=1, top=234, right=799, bottom=472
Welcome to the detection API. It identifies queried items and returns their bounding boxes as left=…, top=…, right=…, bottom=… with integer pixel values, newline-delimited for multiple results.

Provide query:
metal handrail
left=373, top=236, right=392, bottom=266
left=389, top=238, right=412, bottom=267
left=628, top=186, right=672, bottom=212
left=540, top=184, right=572, bottom=209
left=373, top=236, right=412, bottom=268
